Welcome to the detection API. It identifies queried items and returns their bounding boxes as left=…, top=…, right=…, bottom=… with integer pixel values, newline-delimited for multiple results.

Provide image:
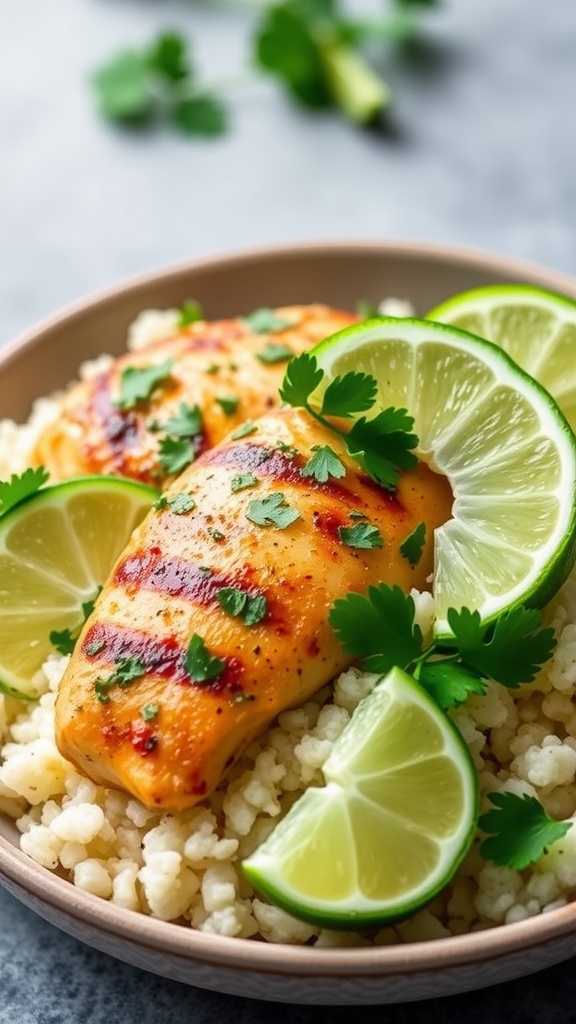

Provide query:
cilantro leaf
left=338, top=522, right=383, bottom=549
left=329, top=584, right=423, bottom=673
left=246, top=492, right=301, bottom=529
left=244, top=308, right=295, bottom=334
left=216, top=395, right=239, bottom=416
left=279, top=353, right=323, bottom=408
left=185, top=633, right=225, bottom=683
left=256, top=343, right=294, bottom=364
left=448, top=606, right=556, bottom=688
left=400, top=521, right=426, bottom=565
left=0, top=466, right=49, bottom=516
left=116, top=358, right=174, bottom=410
left=149, top=33, right=190, bottom=83
left=158, top=437, right=195, bottom=475
left=93, top=50, right=152, bottom=121
left=479, top=792, right=571, bottom=870
left=230, top=472, right=259, bottom=493
left=320, top=372, right=377, bottom=418
left=300, top=445, right=346, bottom=483
left=418, top=660, right=486, bottom=711
left=162, top=402, right=203, bottom=438
left=154, top=493, right=196, bottom=514
left=346, top=407, right=418, bottom=489
left=231, top=421, right=258, bottom=440
left=172, top=94, right=228, bottom=137
left=141, top=703, right=159, bottom=721
left=177, top=299, right=204, bottom=327
left=95, top=656, right=146, bottom=703
left=49, top=628, right=78, bottom=657
left=217, top=587, right=267, bottom=626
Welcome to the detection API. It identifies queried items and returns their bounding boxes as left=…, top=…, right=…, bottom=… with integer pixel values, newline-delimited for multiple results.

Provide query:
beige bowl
left=2, top=240, right=576, bottom=1005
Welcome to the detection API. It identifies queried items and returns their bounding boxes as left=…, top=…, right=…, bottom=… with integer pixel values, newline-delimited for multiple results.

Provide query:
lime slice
left=243, top=666, right=478, bottom=929
left=0, top=476, right=158, bottom=698
left=312, top=317, right=576, bottom=635
left=427, top=284, right=576, bottom=432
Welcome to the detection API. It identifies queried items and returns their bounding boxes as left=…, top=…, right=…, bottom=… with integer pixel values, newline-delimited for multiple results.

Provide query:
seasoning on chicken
left=33, top=304, right=356, bottom=487
left=55, top=407, right=453, bottom=811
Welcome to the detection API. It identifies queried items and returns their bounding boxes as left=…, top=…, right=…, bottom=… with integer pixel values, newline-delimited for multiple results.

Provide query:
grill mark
left=113, top=548, right=263, bottom=608
left=83, top=622, right=244, bottom=696
left=91, top=371, right=142, bottom=466
left=201, top=441, right=405, bottom=511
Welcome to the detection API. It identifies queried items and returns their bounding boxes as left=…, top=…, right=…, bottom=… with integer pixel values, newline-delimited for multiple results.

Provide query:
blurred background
left=2, top=0, right=576, bottom=347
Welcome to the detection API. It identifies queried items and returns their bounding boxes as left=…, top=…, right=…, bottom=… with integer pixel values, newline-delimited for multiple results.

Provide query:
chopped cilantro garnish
left=177, top=299, right=204, bottom=327
left=231, top=472, right=259, bottom=493
left=243, top=308, right=294, bottom=334
left=246, top=492, right=301, bottom=529
left=300, top=444, right=346, bottom=484
left=0, top=466, right=49, bottom=516
left=233, top=691, right=256, bottom=704
left=158, top=436, right=195, bottom=475
left=116, top=358, right=174, bottom=410
left=217, top=586, right=267, bottom=626
left=329, top=585, right=556, bottom=711
left=400, top=521, right=426, bottom=565
left=50, top=587, right=102, bottom=656
left=280, top=353, right=417, bottom=490
left=216, top=395, right=240, bottom=416
left=141, top=702, right=160, bottom=721
left=207, top=526, right=225, bottom=542
left=231, top=421, right=258, bottom=440
left=95, top=656, right=147, bottom=704
left=162, top=402, right=203, bottom=438
left=338, top=521, right=384, bottom=549
left=185, top=633, right=225, bottom=683
left=154, top=493, right=196, bottom=514
left=86, top=640, right=105, bottom=657
left=479, top=792, right=571, bottom=870
left=256, top=342, right=294, bottom=364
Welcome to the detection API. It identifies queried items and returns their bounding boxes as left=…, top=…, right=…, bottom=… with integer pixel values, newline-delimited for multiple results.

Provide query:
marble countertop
left=2, top=1, right=576, bottom=1020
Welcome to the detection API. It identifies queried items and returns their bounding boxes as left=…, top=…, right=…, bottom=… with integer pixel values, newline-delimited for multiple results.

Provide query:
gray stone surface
left=2, top=0, right=576, bottom=1020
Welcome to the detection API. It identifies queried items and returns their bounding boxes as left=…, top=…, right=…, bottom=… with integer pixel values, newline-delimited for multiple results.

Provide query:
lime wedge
left=0, top=476, right=158, bottom=698
left=427, top=284, right=576, bottom=432
left=243, top=666, right=478, bottom=929
left=312, top=317, right=576, bottom=636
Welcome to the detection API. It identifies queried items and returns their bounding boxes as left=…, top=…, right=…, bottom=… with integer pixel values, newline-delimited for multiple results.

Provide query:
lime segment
left=0, top=476, right=158, bottom=697
left=427, top=284, right=576, bottom=431
left=311, top=317, right=576, bottom=635
left=243, top=666, right=478, bottom=929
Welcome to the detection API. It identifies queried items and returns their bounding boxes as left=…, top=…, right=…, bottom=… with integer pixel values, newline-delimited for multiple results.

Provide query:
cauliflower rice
left=3, top=306, right=576, bottom=946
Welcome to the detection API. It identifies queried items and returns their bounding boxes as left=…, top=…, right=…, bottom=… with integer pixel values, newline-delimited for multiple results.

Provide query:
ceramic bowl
left=2, top=240, right=576, bottom=1005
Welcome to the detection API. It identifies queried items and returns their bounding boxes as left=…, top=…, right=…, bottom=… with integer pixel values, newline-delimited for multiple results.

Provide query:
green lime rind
left=243, top=667, right=479, bottom=930
left=312, top=317, right=576, bottom=638
left=0, top=475, right=159, bottom=698
left=427, top=284, right=576, bottom=432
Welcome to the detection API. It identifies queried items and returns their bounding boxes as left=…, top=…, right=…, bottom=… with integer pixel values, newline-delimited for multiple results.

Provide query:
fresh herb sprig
left=93, top=2, right=440, bottom=137
left=479, top=792, right=571, bottom=870
left=50, top=589, right=103, bottom=656
left=280, top=352, right=418, bottom=490
left=329, top=585, right=557, bottom=710
left=0, top=466, right=49, bottom=516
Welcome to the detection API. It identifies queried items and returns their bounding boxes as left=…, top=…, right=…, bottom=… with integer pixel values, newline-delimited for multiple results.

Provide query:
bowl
left=2, top=239, right=576, bottom=1005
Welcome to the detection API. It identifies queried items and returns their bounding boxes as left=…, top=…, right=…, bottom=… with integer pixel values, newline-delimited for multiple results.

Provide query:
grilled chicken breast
left=55, top=407, right=453, bottom=811
left=34, top=304, right=356, bottom=487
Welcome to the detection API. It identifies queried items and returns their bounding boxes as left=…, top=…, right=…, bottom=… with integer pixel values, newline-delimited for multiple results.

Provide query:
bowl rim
left=2, top=236, right=576, bottom=979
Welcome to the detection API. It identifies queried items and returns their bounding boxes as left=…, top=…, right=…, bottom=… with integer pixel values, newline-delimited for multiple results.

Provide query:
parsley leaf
left=300, top=444, right=346, bottom=483
left=246, top=492, right=301, bottom=529
left=116, top=358, right=174, bottom=410
left=400, top=521, right=426, bottom=565
left=0, top=466, right=49, bottom=516
left=320, top=372, right=377, bottom=418
left=158, top=437, right=195, bottom=475
left=479, top=792, right=571, bottom=870
left=448, top=606, right=557, bottom=688
left=231, top=472, right=259, bottom=492
left=244, top=308, right=294, bottom=334
left=338, top=522, right=384, bottom=549
left=177, top=299, right=204, bottom=327
left=185, top=633, right=225, bottom=683
left=217, top=586, right=268, bottom=626
left=329, top=585, right=423, bottom=674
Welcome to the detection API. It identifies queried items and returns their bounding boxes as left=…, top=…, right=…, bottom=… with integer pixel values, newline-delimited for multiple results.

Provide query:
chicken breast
left=34, top=304, right=356, bottom=487
left=55, top=407, right=453, bottom=811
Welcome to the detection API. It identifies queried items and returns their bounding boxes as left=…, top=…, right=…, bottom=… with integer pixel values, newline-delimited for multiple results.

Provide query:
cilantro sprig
left=50, top=588, right=103, bottom=657
left=94, top=656, right=147, bottom=704
left=329, top=585, right=557, bottom=710
left=280, top=352, right=418, bottom=490
left=0, top=466, right=49, bottom=516
left=479, top=792, right=571, bottom=870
